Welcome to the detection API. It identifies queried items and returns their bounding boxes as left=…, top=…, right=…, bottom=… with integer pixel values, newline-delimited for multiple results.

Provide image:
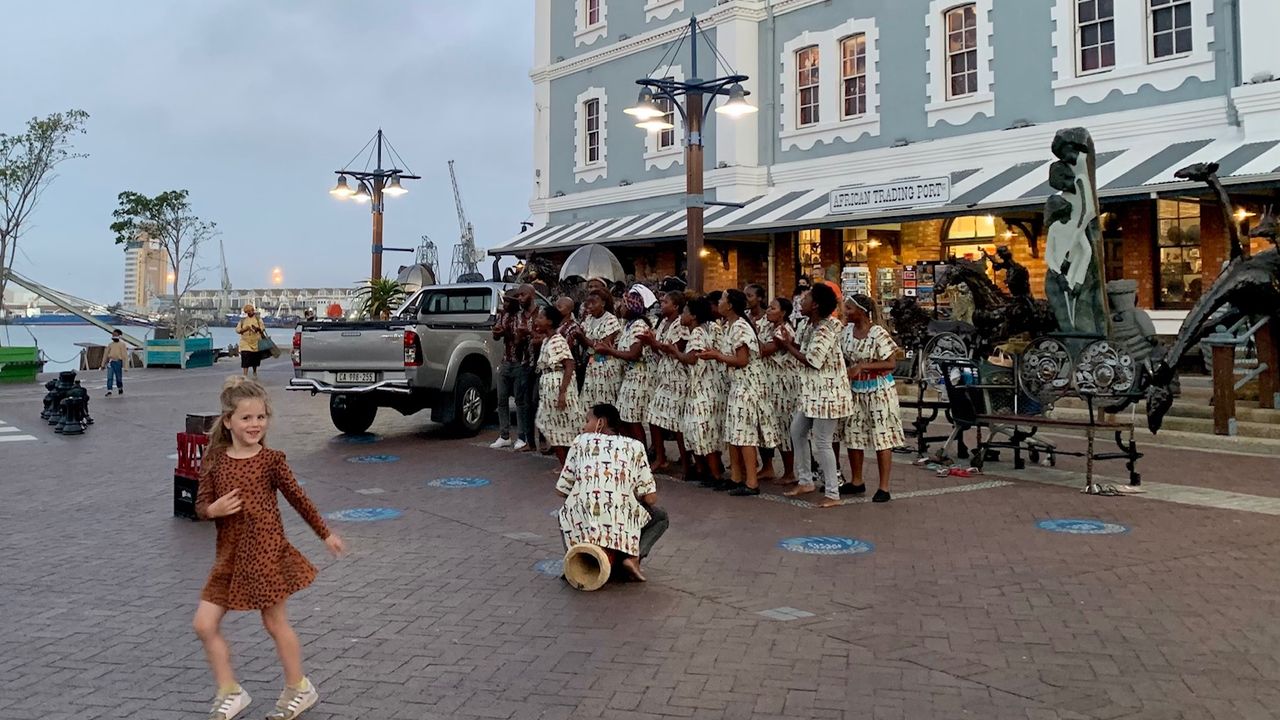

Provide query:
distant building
left=181, top=288, right=359, bottom=318
left=123, top=234, right=168, bottom=311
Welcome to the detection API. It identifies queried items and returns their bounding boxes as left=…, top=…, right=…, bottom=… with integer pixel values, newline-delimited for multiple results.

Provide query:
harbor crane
left=218, top=238, right=233, bottom=314
left=447, top=160, right=482, bottom=282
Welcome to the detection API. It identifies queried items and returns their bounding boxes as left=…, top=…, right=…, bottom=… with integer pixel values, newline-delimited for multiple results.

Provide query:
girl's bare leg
left=741, top=446, right=759, bottom=489
left=780, top=450, right=796, bottom=482
left=261, top=601, right=304, bottom=686
left=555, top=446, right=569, bottom=468
left=193, top=601, right=237, bottom=691
left=848, top=449, right=866, bottom=488
left=728, top=446, right=743, bottom=484
left=650, top=425, right=668, bottom=468
left=709, top=450, right=725, bottom=479
left=876, top=448, right=893, bottom=492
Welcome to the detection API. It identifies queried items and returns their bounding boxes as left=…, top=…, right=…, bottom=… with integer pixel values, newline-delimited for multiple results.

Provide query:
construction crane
left=218, top=238, right=233, bottom=314
left=447, top=160, right=481, bottom=282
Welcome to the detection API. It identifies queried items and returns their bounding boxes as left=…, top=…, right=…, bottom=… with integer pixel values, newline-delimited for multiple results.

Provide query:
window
left=1156, top=199, right=1202, bottom=307
left=1077, top=0, right=1115, bottom=73
left=656, top=81, right=676, bottom=151
left=796, top=46, right=820, bottom=127
left=945, top=215, right=996, bottom=262
left=1150, top=0, right=1191, bottom=59
left=798, top=229, right=823, bottom=278
left=842, top=228, right=870, bottom=264
left=840, top=34, right=867, bottom=118
left=421, top=289, right=492, bottom=315
left=585, top=0, right=601, bottom=27
left=584, top=98, right=601, bottom=164
left=945, top=4, right=978, bottom=98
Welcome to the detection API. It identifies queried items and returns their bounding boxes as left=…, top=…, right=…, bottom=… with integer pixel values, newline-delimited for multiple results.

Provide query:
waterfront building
left=180, top=288, right=359, bottom=319
left=123, top=233, right=168, bottom=312
left=494, top=0, right=1280, bottom=330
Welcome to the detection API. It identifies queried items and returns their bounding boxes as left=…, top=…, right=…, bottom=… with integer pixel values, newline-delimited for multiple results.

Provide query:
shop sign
left=829, top=176, right=951, bottom=215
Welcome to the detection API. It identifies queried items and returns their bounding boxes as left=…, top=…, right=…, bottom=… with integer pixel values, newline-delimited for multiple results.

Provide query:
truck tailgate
left=295, top=322, right=407, bottom=384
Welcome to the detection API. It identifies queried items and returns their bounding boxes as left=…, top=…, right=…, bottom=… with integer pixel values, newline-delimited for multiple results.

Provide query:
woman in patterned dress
left=839, top=294, right=905, bottom=503
left=639, top=291, right=689, bottom=474
left=597, top=289, right=653, bottom=444
left=556, top=403, right=668, bottom=582
left=757, top=297, right=798, bottom=484
left=675, top=296, right=727, bottom=487
left=775, top=283, right=854, bottom=508
left=699, top=289, right=767, bottom=496
left=578, top=288, right=625, bottom=409
left=535, top=304, right=584, bottom=467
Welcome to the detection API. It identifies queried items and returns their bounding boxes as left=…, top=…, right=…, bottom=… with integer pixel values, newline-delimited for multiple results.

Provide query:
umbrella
left=559, top=243, right=625, bottom=283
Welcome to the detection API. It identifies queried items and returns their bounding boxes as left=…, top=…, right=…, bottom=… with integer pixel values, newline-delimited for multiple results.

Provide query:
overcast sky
left=3, top=1, right=534, bottom=304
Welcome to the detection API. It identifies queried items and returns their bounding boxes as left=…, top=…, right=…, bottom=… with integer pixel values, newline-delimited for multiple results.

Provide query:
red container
left=174, top=433, right=210, bottom=519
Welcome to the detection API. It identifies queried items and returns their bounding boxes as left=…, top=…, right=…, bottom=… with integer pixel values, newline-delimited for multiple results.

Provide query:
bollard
left=563, top=543, right=612, bottom=592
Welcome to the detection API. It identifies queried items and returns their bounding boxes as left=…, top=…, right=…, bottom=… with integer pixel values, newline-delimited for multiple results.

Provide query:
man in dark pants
left=490, top=286, right=537, bottom=450
left=513, top=285, right=539, bottom=451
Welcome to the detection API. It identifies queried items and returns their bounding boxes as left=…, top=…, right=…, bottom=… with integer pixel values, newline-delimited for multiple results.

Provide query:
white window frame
left=644, top=0, right=683, bottom=23
left=796, top=45, right=821, bottom=128
left=573, top=87, right=608, bottom=183
left=1076, top=0, right=1116, bottom=76
left=1147, top=0, right=1193, bottom=62
left=779, top=17, right=881, bottom=151
left=643, top=66, right=685, bottom=171
left=1049, top=0, right=1214, bottom=106
left=944, top=4, right=979, bottom=99
left=924, top=0, right=995, bottom=128
left=574, top=0, right=607, bottom=48
left=840, top=33, right=868, bottom=120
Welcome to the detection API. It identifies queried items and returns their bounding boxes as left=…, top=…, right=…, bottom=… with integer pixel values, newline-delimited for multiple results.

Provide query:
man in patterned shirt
left=491, top=285, right=537, bottom=450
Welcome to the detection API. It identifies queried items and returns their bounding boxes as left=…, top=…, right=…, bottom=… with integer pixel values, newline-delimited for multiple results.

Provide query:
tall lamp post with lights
left=624, top=15, right=757, bottom=293
left=329, top=129, right=420, bottom=281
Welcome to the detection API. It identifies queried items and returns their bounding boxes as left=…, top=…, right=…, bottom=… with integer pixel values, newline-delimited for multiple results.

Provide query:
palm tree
left=353, top=278, right=407, bottom=320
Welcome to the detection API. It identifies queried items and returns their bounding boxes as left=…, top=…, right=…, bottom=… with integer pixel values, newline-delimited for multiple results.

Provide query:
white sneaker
left=208, top=688, right=251, bottom=720
left=513, top=439, right=528, bottom=451
left=489, top=437, right=514, bottom=449
left=266, top=679, right=319, bottom=720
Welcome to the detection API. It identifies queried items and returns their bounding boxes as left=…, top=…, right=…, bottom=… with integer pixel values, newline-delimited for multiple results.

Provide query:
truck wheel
left=330, top=395, right=377, bottom=435
left=449, top=372, right=487, bottom=436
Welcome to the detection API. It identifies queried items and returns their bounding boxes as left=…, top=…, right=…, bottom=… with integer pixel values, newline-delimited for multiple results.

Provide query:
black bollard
left=40, top=379, right=58, bottom=420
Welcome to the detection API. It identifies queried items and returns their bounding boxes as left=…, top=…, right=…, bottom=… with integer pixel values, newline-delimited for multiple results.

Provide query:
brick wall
left=1114, top=201, right=1156, bottom=308
left=775, top=232, right=796, bottom=297
left=1199, top=201, right=1228, bottom=291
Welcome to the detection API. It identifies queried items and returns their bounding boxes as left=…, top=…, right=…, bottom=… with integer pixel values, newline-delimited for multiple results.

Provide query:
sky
left=3, top=1, right=534, bottom=304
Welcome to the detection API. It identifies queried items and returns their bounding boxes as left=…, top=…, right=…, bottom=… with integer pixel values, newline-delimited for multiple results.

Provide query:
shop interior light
left=1234, top=207, right=1256, bottom=222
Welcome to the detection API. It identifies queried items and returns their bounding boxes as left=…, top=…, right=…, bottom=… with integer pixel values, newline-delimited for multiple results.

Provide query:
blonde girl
left=193, top=377, right=345, bottom=720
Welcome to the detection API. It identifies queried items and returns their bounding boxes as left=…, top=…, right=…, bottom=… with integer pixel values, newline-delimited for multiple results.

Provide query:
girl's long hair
left=203, top=376, right=273, bottom=475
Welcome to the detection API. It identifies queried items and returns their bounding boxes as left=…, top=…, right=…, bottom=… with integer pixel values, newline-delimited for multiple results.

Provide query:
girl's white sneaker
left=207, top=688, right=251, bottom=720
left=266, top=679, right=319, bottom=720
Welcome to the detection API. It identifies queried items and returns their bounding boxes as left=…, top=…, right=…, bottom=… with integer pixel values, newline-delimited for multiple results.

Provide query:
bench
left=939, top=335, right=1144, bottom=491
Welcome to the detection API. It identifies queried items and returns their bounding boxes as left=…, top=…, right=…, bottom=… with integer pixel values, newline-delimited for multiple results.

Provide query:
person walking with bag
left=236, top=304, right=268, bottom=378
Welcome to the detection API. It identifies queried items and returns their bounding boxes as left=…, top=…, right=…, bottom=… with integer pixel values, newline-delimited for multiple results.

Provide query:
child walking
left=193, top=377, right=345, bottom=720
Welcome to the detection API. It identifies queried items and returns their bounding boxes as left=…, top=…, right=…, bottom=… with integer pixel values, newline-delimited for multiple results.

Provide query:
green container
left=145, top=337, right=215, bottom=369
left=0, top=346, right=42, bottom=384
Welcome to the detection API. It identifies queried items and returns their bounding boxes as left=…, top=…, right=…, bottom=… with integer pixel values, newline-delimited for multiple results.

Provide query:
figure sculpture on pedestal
left=1043, top=128, right=1109, bottom=337
left=1105, top=279, right=1158, bottom=368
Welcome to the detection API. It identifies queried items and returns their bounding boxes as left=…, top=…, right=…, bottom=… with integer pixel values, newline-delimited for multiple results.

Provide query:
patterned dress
left=536, top=333, right=584, bottom=447
left=682, top=325, right=726, bottom=456
left=615, top=317, right=654, bottom=425
left=645, top=317, right=690, bottom=432
left=838, top=324, right=906, bottom=451
left=721, top=317, right=767, bottom=447
left=556, top=433, right=656, bottom=557
left=757, top=318, right=799, bottom=451
left=797, top=316, right=855, bottom=420
left=196, top=449, right=329, bottom=611
left=580, top=312, right=625, bottom=409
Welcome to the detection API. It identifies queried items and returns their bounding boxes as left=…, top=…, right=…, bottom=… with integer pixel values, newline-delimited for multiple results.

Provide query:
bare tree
left=0, top=110, right=89, bottom=319
left=110, top=189, right=217, bottom=333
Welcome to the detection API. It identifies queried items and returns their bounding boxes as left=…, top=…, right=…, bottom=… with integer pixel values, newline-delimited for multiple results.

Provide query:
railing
left=1202, top=317, right=1279, bottom=435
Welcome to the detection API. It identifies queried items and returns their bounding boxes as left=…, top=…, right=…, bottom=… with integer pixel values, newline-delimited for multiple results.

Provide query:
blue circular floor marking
left=778, top=536, right=875, bottom=556
left=427, top=476, right=491, bottom=488
left=324, top=507, right=403, bottom=522
left=334, top=433, right=382, bottom=445
left=533, top=559, right=565, bottom=577
left=1036, top=518, right=1129, bottom=535
left=345, top=454, right=399, bottom=464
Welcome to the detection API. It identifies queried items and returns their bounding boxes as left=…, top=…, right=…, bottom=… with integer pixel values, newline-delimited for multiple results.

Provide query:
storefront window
left=1156, top=199, right=1201, bottom=307
left=945, top=215, right=996, bottom=262
left=798, top=229, right=823, bottom=279
left=842, top=228, right=870, bottom=264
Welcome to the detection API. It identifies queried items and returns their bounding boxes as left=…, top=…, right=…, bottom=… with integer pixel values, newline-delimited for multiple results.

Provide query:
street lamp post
left=626, top=16, right=757, bottom=293
left=329, top=129, right=420, bottom=281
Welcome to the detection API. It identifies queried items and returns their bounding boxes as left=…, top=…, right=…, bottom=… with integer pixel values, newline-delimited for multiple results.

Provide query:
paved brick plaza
left=3, top=361, right=1280, bottom=720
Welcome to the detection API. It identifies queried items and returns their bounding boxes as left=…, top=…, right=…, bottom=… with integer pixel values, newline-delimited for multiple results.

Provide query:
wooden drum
left=563, top=543, right=611, bottom=591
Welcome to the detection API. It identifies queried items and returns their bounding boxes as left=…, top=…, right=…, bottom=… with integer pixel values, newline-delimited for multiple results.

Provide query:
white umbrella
left=559, top=243, right=625, bottom=283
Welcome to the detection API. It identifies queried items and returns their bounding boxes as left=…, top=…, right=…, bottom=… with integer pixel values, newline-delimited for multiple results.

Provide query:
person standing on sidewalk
left=235, top=304, right=267, bottom=378
left=490, top=289, right=534, bottom=450
left=103, top=329, right=128, bottom=397
left=837, top=294, right=904, bottom=503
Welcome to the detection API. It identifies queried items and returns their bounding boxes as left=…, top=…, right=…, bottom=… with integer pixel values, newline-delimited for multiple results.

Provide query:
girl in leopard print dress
left=193, top=377, right=346, bottom=720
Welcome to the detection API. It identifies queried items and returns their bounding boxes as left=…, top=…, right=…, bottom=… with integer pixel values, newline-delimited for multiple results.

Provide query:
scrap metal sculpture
left=933, top=256, right=1056, bottom=355
left=1044, top=128, right=1109, bottom=337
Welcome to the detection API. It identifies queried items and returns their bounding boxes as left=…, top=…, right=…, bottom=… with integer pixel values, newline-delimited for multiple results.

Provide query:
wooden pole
left=1211, top=342, right=1237, bottom=435
left=371, top=178, right=385, bottom=281
left=685, top=93, right=705, bottom=293
left=1256, top=318, right=1278, bottom=410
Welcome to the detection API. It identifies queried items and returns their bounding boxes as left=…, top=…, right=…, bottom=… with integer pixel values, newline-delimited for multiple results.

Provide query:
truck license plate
left=336, top=372, right=377, bottom=384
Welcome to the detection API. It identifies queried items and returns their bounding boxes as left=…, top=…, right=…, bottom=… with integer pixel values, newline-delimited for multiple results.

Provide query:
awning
left=493, top=134, right=1280, bottom=256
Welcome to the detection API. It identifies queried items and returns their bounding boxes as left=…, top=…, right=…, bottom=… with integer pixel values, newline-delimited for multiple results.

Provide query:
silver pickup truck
left=287, top=282, right=511, bottom=436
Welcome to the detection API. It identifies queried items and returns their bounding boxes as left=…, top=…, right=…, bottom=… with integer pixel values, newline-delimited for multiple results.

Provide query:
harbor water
left=0, top=324, right=251, bottom=373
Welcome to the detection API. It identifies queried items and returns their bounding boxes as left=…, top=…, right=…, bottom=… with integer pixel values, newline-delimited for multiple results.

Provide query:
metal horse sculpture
left=1145, top=187, right=1280, bottom=432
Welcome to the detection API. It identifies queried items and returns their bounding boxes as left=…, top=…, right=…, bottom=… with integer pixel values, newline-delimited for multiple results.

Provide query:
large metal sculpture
left=1044, top=128, right=1109, bottom=337
left=933, top=256, right=1056, bottom=355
